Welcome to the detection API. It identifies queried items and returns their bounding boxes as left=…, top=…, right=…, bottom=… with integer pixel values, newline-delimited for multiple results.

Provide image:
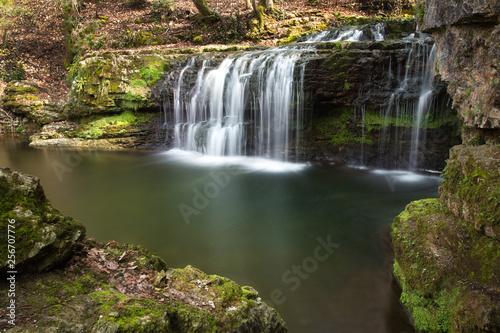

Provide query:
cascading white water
left=302, top=22, right=385, bottom=43
left=168, top=23, right=387, bottom=160
left=166, top=23, right=444, bottom=167
left=409, top=44, right=436, bottom=169
left=171, top=48, right=308, bottom=159
left=376, top=33, right=438, bottom=170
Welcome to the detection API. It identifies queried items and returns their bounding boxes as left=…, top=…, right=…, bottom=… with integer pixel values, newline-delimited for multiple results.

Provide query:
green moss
left=392, top=195, right=500, bottom=331
left=139, top=62, right=166, bottom=86
left=441, top=145, right=500, bottom=236
left=77, top=110, right=154, bottom=139
left=310, top=107, right=366, bottom=145
left=192, top=35, right=203, bottom=44
left=416, top=4, right=425, bottom=22
left=130, top=79, right=148, bottom=88
left=120, top=91, right=148, bottom=111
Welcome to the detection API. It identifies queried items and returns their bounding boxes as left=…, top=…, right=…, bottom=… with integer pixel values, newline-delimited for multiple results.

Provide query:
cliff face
left=419, top=0, right=500, bottom=143
left=392, top=1, right=500, bottom=331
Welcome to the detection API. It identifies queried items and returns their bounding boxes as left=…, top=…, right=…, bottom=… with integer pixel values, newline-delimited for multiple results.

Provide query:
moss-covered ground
left=0, top=238, right=286, bottom=332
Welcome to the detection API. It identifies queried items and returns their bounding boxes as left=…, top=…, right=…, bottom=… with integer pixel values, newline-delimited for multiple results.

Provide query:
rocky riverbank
left=0, top=167, right=287, bottom=332
left=391, top=0, right=500, bottom=331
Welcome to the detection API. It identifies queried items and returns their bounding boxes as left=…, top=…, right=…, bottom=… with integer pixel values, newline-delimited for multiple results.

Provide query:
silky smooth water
left=0, top=137, right=444, bottom=332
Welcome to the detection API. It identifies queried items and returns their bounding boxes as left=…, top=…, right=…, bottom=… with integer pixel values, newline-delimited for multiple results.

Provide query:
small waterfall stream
left=162, top=23, right=444, bottom=169
left=376, top=32, right=438, bottom=169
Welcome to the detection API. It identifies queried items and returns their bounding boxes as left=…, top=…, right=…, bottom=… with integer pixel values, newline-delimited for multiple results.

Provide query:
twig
left=0, top=108, right=15, bottom=130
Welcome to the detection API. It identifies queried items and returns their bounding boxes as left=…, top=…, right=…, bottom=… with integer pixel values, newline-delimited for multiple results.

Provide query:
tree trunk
left=193, top=0, right=214, bottom=23
left=257, top=0, right=273, bottom=9
left=251, top=0, right=259, bottom=13
left=245, top=0, right=252, bottom=10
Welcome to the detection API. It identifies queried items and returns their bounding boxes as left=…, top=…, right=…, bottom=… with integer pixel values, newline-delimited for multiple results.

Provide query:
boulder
left=0, top=167, right=85, bottom=273
left=392, top=198, right=499, bottom=332
left=440, top=144, right=500, bottom=238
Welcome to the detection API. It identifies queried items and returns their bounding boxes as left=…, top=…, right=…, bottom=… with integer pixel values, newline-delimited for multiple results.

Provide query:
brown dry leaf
left=88, top=248, right=106, bottom=261
left=116, top=284, right=126, bottom=294
left=105, top=261, right=119, bottom=271
left=106, top=240, right=120, bottom=248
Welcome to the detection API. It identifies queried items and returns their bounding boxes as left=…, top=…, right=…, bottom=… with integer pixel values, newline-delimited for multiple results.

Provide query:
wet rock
left=0, top=168, right=85, bottom=273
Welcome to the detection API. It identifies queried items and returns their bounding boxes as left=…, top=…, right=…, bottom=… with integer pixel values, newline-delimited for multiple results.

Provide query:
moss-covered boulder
left=392, top=145, right=500, bottom=332
left=1, top=81, right=64, bottom=125
left=0, top=238, right=287, bottom=332
left=66, top=51, right=184, bottom=117
left=392, top=199, right=499, bottom=332
left=0, top=168, right=85, bottom=273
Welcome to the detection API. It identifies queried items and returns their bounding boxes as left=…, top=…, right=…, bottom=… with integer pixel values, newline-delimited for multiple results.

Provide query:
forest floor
left=1, top=0, right=410, bottom=102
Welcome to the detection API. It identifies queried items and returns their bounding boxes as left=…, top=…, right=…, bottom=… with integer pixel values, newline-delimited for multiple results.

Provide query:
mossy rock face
left=29, top=111, right=161, bottom=150
left=67, top=51, right=181, bottom=117
left=0, top=168, right=85, bottom=273
left=0, top=238, right=287, bottom=332
left=392, top=199, right=500, bottom=332
left=439, top=144, right=500, bottom=238
left=1, top=81, right=64, bottom=125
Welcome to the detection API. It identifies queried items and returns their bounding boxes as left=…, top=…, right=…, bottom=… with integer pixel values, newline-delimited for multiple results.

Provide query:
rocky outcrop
left=0, top=168, right=287, bottom=331
left=66, top=50, right=188, bottom=118
left=0, top=239, right=287, bottom=333
left=440, top=144, right=500, bottom=238
left=1, top=81, right=64, bottom=125
left=0, top=167, right=85, bottom=273
left=392, top=195, right=499, bottom=332
left=392, top=145, right=499, bottom=332
left=29, top=113, right=167, bottom=150
left=392, top=1, right=500, bottom=331
left=418, top=0, right=500, bottom=143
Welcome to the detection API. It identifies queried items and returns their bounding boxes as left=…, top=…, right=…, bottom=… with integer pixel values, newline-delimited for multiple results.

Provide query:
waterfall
left=375, top=33, right=439, bottom=170
left=170, top=48, right=309, bottom=159
left=163, top=23, right=444, bottom=168
left=164, top=23, right=386, bottom=160
left=409, top=43, right=436, bottom=169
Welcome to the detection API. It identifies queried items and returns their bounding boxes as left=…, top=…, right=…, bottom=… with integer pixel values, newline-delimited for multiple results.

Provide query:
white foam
left=369, top=169, right=441, bottom=183
left=161, top=149, right=308, bottom=173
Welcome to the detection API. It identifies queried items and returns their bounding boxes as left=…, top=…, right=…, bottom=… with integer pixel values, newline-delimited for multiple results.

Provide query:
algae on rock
left=0, top=167, right=85, bottom=273
left=66, top=51, right=180, bottom=117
